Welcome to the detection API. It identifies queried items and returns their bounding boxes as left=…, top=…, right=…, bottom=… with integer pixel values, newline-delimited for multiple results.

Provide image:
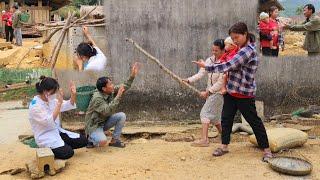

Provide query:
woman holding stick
left=183, top=39, right=225, bottom=147
left=193, top=22, right=273, bottom=162
left=74, top=26, right=107, bottom=71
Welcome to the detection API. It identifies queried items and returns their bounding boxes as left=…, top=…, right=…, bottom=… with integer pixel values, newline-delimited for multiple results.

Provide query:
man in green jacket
left=85, top=62, right=140, bottom=148
left=12, top=4, right=23, bottom=46
left=286, top=4, right=320, bottom=56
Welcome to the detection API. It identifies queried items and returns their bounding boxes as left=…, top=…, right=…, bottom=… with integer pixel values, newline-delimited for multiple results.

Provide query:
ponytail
left=35, top=76, right=59, bottom=94
left=76, top=42, right=98, bottom=58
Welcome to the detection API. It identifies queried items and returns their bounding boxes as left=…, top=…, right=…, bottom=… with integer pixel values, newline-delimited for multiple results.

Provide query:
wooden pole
left=42, top=6, right=98, bottom=44
left=42, top=28, right=61, bottom=44
left=125, top=38, right=201, bottom=95
left=50, top=12, right=75, bottom=70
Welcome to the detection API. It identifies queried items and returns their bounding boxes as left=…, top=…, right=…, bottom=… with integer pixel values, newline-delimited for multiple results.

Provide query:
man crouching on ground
left=85, top=62, right=140, bottom=148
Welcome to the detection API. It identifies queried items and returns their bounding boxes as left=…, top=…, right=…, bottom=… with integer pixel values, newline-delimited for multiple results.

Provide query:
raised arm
left=82, top=26, right=97, bottom=47
left=115, top=62, right=140, bottom=93
left=290, top=18, right=320, bottom=31
left=193, top=46, right=253, bottom=73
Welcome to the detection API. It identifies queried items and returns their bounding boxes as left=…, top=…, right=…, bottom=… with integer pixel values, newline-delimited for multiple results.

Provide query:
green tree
left=72, top=0, right=100, bottom=8
left=295, top=6, right=303, bottom=16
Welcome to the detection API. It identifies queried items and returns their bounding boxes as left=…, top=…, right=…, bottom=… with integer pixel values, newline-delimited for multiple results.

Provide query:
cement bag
left=249, top=128, right=308, bottom=152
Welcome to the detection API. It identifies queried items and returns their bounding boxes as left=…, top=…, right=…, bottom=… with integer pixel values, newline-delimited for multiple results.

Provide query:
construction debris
left=26, top=159, right=67, bottom=179
left=0, top=168, right=26, bottom=175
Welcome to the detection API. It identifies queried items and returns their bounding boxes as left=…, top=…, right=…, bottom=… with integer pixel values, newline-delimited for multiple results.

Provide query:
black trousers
left=261, top=47, right=272, bottom=56
left=52, top=133, right=88, bottom=160
left=221, top=94, right=269, bottom=149
left=271, top=48, right=279, bottom=57
left=262, top=47, right=279, bottom=57
left=5, top=25, right=14, bottom=42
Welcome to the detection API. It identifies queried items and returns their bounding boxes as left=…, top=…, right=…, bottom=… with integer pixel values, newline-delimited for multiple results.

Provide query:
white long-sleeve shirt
left=188, top=56, right=224, bottom=93
left=28, top=96, right=79, bottom=149
left=84, top=46, right=107, bottom=71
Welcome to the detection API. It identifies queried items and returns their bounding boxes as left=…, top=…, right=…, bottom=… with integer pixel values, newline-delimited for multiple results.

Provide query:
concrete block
left=36, top=148, right=55, bottom=175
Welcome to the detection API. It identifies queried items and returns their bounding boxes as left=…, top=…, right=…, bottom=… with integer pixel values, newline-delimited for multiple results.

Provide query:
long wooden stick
left=50, top=13, right=75, bottom=70
left=43, top=28, right=61, bottom=44
left=125, top=38, right=201, bottom=95
left=0, top=84, right=33, bottom=93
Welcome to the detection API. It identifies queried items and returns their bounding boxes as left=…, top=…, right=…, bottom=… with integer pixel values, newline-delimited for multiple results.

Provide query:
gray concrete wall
left=58, top=0, right=320, bottom=121
left=256, top=56, right=320, bottom=116
left=102, top=0, right=259, bottom=121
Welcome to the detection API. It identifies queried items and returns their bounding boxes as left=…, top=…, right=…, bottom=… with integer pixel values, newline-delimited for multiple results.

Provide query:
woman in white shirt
left=183, top=39, right=225, bottom=147
left=74, top=26, right=107, bottom=71
left=29, top=76, right=88, bottom=159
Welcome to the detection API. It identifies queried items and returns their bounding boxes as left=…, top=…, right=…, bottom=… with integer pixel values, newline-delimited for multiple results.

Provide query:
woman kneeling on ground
left=29, top=76, right=88, bottom=159
left=74, top=26, right=107, bottom=72
left=183, top=39, right=225, bottom=147
left=193, top=22, right=273, bottom=162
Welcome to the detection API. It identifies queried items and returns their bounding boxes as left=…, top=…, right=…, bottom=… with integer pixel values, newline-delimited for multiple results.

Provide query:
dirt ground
left=0, top=38, right=46, bottom=69
left=0, top=101, right=320, bottom=179
left=279, top=31, right=308, bottom=57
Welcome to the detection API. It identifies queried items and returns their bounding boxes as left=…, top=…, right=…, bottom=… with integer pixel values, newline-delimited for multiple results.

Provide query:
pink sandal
left=212, top=148, right=229, bottom=156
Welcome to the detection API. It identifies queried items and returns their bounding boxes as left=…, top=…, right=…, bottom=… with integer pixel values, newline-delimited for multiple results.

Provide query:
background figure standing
left=285, top=4, right=320, bottom=56
left=12, top=4, right=22, bottom=46
left=2, top=7, right=14, bottom=43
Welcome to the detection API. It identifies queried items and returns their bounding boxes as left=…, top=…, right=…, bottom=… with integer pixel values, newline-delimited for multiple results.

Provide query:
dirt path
left=0, top=101, right=31, bottom=144
left=0, top=101, right=319, bottom=179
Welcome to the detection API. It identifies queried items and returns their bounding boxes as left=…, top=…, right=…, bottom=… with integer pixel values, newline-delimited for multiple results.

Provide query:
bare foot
left=191, top=139, right=209, bottom=147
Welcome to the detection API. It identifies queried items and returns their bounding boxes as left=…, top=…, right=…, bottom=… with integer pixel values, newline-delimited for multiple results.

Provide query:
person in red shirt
left=2, top=8, right=13, bottom=43
left=268, top=6, right=284, bottom=57
left=258, top=12, right=277, bottom=56
left=219, top=37, right=239, bottom=95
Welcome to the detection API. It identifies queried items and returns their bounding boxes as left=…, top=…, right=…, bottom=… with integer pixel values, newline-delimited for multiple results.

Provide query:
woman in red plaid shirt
left=193, top=22, right=273, bottom=162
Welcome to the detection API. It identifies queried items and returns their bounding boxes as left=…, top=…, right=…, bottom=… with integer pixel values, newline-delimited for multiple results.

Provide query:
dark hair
left=304, top=4, right=315, bottom=14
left=269, top=6, right=279, bottom=16
left=12, top=4, right=19, bottom=10
left=76, top=42, right=97, bottom=58
left=228, top=22, right=255, bottom=43
left=213, top=39, right=225, bottom=50
left=96, top=76, right=111, bottom=92
left=35, top=76, right=59, bottom=94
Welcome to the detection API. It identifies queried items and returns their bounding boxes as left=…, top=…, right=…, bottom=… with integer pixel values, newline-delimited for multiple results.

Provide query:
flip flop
left=262, top=152, right=274, bottom=163
left=109, top=140, right=126, bottom=148
left=212, top=148, right=229, bottom=156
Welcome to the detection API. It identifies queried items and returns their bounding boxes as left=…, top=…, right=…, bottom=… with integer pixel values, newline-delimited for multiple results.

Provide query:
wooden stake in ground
left=125, top=38, right=201, bottom=95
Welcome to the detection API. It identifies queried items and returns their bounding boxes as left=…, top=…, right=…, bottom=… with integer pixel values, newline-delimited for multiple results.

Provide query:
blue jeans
left=14, top=28, right=22, bottom=46
left=89, top=112, right=126, bottom=146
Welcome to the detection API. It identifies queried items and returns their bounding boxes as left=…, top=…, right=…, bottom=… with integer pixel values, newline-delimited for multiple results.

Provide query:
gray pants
left=14, top=28, right=22, bottom=46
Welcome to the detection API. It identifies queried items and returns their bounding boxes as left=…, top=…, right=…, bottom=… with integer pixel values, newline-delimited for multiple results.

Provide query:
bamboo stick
left=42, top=6, right=98, bottom=45
left=125, top=38, right=201, bottom=95
left=0, top=84, right=33, bottom=93
left=50, top=13, right=75, bottom=70
left=42, top=28, right=61, bottom=44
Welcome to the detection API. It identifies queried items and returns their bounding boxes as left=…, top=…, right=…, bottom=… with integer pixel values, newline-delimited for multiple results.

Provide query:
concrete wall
left=57, top=0, right=320, bottom=121
left=256, top=56, right=320, bottom=115
left=101, top=0, right=259, bottom=120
